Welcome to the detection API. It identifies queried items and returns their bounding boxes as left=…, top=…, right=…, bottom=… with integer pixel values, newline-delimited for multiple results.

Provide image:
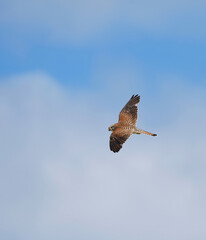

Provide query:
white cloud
left=1, top=0, right=206, bottom=44
left=0, top=72, right=206, bottom=239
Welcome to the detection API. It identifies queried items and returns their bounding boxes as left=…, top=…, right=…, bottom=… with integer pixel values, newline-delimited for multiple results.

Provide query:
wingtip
left=110, top=148, right=120, bottom=153
left=152, top=134, right=157, bottom=136
left=131, top=94, right=140, bottom=99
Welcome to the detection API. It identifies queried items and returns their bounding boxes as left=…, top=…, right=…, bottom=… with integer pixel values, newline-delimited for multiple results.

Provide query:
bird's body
left=109, top=94, right=157, bottom=153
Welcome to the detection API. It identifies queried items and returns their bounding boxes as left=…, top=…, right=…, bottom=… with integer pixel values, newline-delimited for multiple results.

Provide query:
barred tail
left=134, top=128, right=157, bottom=136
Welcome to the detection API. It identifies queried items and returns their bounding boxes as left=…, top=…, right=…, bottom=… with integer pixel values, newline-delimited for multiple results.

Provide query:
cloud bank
left=0, top=72, right=206, bottom=239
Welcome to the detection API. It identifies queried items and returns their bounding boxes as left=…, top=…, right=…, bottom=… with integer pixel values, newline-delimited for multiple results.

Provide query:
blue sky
left=1, top=1, right=206, bottom=240
left=1, top=31, right=206, bottom=86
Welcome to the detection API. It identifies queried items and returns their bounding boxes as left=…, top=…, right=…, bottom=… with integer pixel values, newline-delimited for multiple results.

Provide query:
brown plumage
left=108, top=94, right=157, bottom=153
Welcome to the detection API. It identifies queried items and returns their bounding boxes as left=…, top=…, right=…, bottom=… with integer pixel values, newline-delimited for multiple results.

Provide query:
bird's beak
left=108, top=127, right=110, bottom=131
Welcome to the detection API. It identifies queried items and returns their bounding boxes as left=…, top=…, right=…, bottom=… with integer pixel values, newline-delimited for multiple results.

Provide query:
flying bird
left=108, top=94, right=157, bottom=153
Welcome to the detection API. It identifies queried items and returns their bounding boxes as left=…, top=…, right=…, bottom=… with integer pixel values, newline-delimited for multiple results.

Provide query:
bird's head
left=108, top=124, right=117, bottom=132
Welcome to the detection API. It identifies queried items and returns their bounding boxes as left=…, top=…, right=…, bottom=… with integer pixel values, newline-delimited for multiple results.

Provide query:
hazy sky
left=0, top=1, right=206, bottom=239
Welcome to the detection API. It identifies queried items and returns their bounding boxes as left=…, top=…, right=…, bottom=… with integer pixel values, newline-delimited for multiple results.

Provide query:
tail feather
left=134, top=129, right=157, bottom=136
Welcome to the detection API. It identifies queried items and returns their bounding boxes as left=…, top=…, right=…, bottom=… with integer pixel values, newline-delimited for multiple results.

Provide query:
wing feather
left=110, top=128, right=132, bottom=153
left=119, top=95, right=140, bottom=125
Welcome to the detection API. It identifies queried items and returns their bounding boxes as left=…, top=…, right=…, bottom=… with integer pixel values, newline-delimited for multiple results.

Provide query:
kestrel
left=108, top=94, right=157, bottom=153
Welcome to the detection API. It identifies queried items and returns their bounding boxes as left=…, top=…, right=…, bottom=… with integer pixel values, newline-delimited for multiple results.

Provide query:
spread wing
left=110, top=128, right=133, bottom=153
left=119, top=94, right=140, bottom=125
